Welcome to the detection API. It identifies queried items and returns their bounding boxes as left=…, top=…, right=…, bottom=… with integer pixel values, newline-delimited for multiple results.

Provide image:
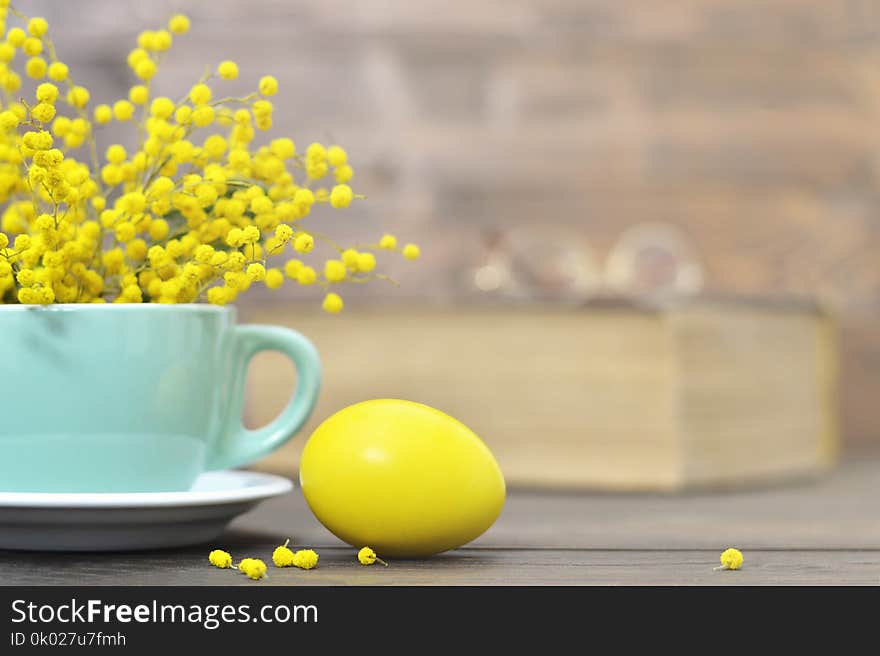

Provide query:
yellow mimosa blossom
left=715, top=548, right=744, bottom=571
left=217, top=60, right=238, bottom=80
left=237, top=558, right=267, bottom=580
left=208, top=549, right=233, bottom=569
left=322, top=292, right=343, bottom=314
left=292, top=549, right=319, bottom=570
left=168, top=14, right=190, bottom=35
left=0, top=9, right=417, bottom=312
left=357, top=547, right=388, bottom=567
left=272, top=539, right=297, bottom=568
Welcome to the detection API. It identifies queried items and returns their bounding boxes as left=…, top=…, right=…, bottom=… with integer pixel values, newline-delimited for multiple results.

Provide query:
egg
left=299, top=399, right=505, bottom=557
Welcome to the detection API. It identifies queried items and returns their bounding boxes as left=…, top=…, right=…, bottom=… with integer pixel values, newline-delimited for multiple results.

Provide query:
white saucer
left=0, top=470, right=292, bottom=552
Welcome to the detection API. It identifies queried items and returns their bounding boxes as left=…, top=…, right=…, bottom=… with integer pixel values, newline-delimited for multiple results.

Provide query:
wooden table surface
left=3, top=454, right=880, bottom=586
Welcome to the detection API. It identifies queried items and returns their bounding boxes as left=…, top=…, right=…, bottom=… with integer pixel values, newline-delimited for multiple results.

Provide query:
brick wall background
left=20, top=0, right=880, bottom=443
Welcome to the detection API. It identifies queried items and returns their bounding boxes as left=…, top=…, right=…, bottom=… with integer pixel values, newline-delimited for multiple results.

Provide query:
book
left=244, top=296, right=838, bottom=491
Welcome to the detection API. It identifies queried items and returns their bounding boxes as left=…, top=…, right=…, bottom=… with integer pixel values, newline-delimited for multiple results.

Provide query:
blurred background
left=28, top=0, right=880, bottom=485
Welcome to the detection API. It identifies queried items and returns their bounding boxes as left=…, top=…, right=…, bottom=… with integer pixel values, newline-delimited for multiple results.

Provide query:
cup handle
left=208, top=324, right=321, bottom=471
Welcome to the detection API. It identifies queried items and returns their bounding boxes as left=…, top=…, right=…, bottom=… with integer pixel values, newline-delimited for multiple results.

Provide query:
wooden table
left=3, top=454, right=880, bottom=586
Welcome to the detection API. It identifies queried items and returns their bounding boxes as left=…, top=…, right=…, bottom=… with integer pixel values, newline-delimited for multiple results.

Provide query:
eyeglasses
left=470, top=222, right=704, bottom=302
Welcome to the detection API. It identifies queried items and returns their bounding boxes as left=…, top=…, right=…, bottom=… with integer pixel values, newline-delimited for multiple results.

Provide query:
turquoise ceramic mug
left=0, top=304, right=321, bottom=493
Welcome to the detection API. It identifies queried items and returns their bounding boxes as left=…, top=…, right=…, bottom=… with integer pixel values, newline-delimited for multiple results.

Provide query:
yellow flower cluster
left=0, top=5, right=419, bottom=311
left=208, top=542, right=390, bottom=580
left=272, top=538, right=319, bottom=569
left=209, top=540, right=320, bottom=583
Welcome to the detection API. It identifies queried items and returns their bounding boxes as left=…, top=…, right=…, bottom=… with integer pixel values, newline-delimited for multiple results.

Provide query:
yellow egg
left=299, top=399, right=505, bottom=557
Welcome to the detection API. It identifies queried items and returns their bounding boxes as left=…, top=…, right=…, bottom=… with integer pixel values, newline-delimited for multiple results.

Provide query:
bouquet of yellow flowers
left=0, top=4, right=419, bottom=312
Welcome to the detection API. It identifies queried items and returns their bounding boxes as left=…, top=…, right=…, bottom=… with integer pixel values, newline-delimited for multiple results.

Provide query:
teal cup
left=0, top=304, right=321, bottom=493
